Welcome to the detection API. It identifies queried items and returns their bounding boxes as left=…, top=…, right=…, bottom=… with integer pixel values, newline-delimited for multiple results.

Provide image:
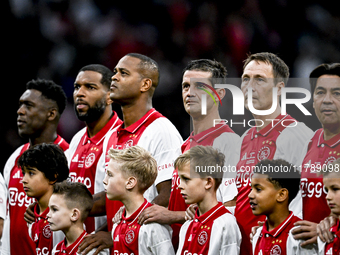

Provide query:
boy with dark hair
left=250, top=159, right=315, bottom=254
left=176, top=145, right=241, bottom=255
left=47, top=181, right=109, bottom=255
left=18, top=143, right=69, bottom=255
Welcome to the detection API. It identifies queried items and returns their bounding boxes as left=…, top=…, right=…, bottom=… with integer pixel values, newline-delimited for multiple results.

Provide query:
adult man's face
left=73, top=70, right=109, bottom=123
left=182, top=70, right=217, bottom=117
left=313, top=74, right=340, bottom=129
left=241, top=60, right=280, bottom=112
left=17, top=89, right=52, bottom=138
left=110, top=56, right=144, bottom=105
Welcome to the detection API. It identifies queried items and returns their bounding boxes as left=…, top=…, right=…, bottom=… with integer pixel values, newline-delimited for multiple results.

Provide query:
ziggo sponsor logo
left=184, top=251, right=203, bottom=255
left=69, top=172, right=92, bottom=188
left=9, top=187, right=34, bottom=207
left=36, top=247, right=49, bottom=255
left=300, top=178, right=326, bottom=198
left=113, top=251, right=135, bottom=255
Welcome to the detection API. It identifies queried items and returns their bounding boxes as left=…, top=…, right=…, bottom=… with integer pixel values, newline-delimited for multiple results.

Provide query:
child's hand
left=185, top=204, right=197, bottom=221
left=316, top=215, right=337, bottom=243
left=24, top=202, right=36, bottom=224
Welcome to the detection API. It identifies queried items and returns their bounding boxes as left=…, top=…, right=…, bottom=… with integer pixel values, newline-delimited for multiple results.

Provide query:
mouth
left=181, top=193, right=187, bottom=199
left=17, top=118, right=26, bottom=126
left=321, top=109, right=335, bottom=115
left=249, top=201, right=257, bottom=210
left=75, top=101, right=89, bottom=110
left=110, top=82, right=118, bottom=90
left=23, top=187, right=29, bottom=192
left=328, top=203, right=337, bottom=209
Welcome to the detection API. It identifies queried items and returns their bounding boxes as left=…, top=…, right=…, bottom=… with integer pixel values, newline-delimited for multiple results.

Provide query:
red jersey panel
left=235, top=115, right=296, bottom=255
left=28, top=204, right=53, bottom=255
left=178, top=203, right=231, bottom=255
left=68, top=112, right=122, bottom=232
left=112, top=200, right=152, bottom=255
left=253, top=212, right=300, bottom=255
left=105, top=109, right=165, bottom=231
left=301, top=129, right=340, bottom=223
left=6, top=135, right=68, bottom=255
left=52, top=230, right=87, bottom=255
left=324, top=219, right=340, bottom=255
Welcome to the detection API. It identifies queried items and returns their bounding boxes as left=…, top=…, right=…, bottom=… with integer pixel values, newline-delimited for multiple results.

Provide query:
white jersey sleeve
left=139, top=223, right=175, bottom=255
left=1, top=145, right=25, bottom=255
left=65, top=127, right=87, bottom=166
left=138, top=118, right=183, bottom=202
left=274, top=122, right=314, bottom=219
left=213, top=132, right=240, bottom=203
left=286, top=228, right=318, bottom=255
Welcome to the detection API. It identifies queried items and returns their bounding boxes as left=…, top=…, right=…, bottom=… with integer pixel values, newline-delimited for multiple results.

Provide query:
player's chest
left=70, top=142, right=103, bottom=170
left=255, top=234, right=288, bottom=255
left=113, top=222, right=141, bottom=253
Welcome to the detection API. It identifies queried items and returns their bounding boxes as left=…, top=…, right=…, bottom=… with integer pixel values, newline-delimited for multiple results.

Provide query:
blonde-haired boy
left=176, top=145, right=241, bottom=255
left=103, top=145, right=175, bottom=255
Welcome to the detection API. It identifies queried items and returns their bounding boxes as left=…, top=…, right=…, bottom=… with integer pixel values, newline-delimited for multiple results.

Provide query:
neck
left=122, top=193, right=145, bottom=218
left=37, top=188, right=53, bottom=214
left=266, top=208, right=290, bottom=232
left=64, top=224, right=85, bottom=247
left=192, top=109, right=221, bottom=135
left=29, top=127, right=58, bottom=146
left=86, top=108, right=113, bottom=138
left=121, top=99, right=152, bottom=128
left=252, top=105, right=282, bottom=131
left=323, top=125, right=340, bottom=141
left=197, top=193, right=218, bottom=216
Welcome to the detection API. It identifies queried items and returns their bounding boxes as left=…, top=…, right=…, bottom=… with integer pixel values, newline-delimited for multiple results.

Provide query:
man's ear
left=47, top=108, right=58, bottom=121
left=140, top=78, right=153, bottom=93
left=276, top=81, right=285, bottom=97
left=106, top=90, right=113, bottom=105
left=276, top=188, right=289, bottom=203
left=70, top=208, right=81, bottom=222
left=126, top=176, right=138, bottom=190
left=216, top=88, right=225, bottom=103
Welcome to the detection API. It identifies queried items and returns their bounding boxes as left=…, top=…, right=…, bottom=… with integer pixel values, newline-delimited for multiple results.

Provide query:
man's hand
left=112, top=206, right=124, bottom=225
left=185, top=204, right=197, bottom=221
left=78, top=231, right=112, bottom=255
left=250, top=221, right=264, bottom=243
left=317, top=215, right=337, bottom=243
left=138, top=204, right=185, bottom=225
left=0, top=217, right=4, bottom=239
left=291, top=220, right=318, bottom=247
left=24, top=202, right=36, bottom=224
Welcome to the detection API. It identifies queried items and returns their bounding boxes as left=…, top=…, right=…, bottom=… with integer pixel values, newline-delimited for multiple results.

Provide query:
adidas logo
left=13, top=170, right=21, bottom=179
left=188, top=234, right=192, bottom=242
left=72, top=154, right=79, bottom=163
left=114, top=235, right=119, bottom=242
left=34, top=233, right=38, bottom=241
left=326, top=247, right=333, bottom=255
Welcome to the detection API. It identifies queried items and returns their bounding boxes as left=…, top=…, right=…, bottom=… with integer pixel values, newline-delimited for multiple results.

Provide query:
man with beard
left=66, top=64, right=122, bottom=233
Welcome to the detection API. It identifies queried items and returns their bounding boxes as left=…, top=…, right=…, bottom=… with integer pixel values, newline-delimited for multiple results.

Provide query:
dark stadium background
left=2, top=0, right=339, bottom=172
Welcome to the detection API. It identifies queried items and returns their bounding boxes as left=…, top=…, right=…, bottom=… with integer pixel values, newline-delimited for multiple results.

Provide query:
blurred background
left=2, top=0, right=340, bottom=171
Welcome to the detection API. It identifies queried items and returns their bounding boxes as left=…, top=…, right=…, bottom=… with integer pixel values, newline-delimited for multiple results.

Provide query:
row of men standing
left=0, top=51, right=339, bottom=255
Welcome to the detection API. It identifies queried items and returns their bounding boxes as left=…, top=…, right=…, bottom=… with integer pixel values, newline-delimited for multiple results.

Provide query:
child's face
left=47, top=194, right=72, bottom=232
left=178, top=163, right=207, bottom=205
left=103, top=159, right=128, bottom=200
left=22, top=166, right=52, bottom=199
left=248, top=173, right=279, bottom=216
left=324, top=172, right=340, bottom=215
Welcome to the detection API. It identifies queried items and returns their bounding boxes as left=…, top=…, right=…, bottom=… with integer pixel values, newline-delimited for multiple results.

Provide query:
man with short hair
left=235, top=52, right=313, bottom=255
left=1, top=79, right=69, bottom=255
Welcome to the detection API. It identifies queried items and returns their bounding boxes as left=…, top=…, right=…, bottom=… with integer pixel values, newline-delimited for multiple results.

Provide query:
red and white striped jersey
left=111, top=199, right=175, bottom=255
left=177, top=202, right=241, bottom=255
left=1, top=136, right=69, bottom=255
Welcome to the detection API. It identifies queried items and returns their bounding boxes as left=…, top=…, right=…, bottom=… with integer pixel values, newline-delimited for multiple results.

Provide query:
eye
left=74, top=84, right=80, bottom=90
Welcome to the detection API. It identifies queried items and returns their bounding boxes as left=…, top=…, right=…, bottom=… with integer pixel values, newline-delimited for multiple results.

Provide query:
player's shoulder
left=147, top=117, right=180, bottom=134
left=69, top=127, right=87, bottom=145
left=279, top=121, right=313, bottom=138
left=140, top=222, right=172, bottom=241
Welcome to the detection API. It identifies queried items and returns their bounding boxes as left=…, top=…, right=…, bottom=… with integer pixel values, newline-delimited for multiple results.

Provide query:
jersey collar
left=194, top=202, right=225, bottom=224
left=60, top=230, right=87, bottom=254
left=189, top=123, right=233, bottom=143
left=317, top=129, right=340, bottom=148
left=250, top=114, right=292, bottom=140
left=82, top=111, right=121, bottom=146
left=122, top=199, right=150, bottom=226
left=117, top=108, right=157, bottom=134
left=262, top=211, right=294, bottom=238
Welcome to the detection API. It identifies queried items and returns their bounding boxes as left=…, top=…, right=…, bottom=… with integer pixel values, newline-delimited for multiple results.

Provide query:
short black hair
left=309, top=63, right=340, bottom=94
left=125, top=53, right=160, bottom=88
left=26, top=79, right=67, bottom=114
left=254, top=159, right=300, bottom=204
left=79, top=64, right=114, bottom=90
left=183, top=59, right=228, bottom=80
left=18, top=143, right=69, bottom=183
left=53, top=181, right=93, bottom=222
left=243, top=52, right=290, bottom=86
